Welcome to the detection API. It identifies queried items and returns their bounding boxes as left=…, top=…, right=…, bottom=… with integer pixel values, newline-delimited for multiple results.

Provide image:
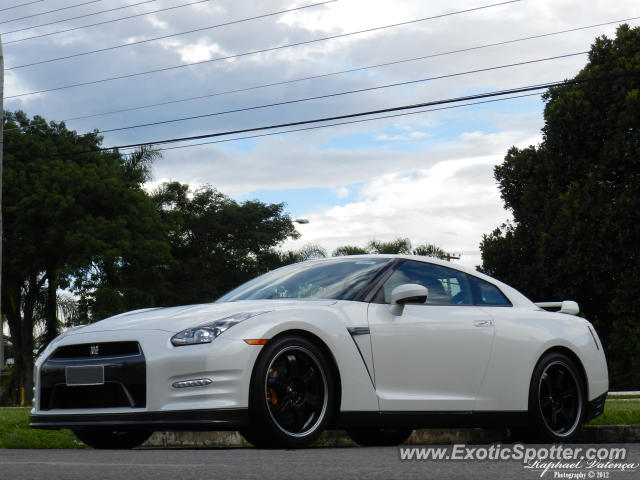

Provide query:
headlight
left=170, top=311, right=269, bottom=346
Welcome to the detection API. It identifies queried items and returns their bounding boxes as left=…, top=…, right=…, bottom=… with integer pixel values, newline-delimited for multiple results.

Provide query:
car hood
left=66, top=299, right=338, bottom=334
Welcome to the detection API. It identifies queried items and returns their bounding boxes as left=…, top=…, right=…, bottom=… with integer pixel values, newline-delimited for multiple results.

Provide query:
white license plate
left=65, top=365, right=105, bottom=386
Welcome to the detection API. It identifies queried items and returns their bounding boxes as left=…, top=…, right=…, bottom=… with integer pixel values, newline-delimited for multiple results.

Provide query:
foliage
left=1, top=111, right=301, bottom=394
left=412, top=243, right=450, bottom=259
left=332, top=238, right=453, bottom=260
left=332, top=245, right=369, bottom=256
left=0, top=408, right=83, bottom=448
left=147, top=182, right=299, bottom=306
left=1, top=111, right=168, bottom=396
left=294, top=244, right=328, bottom=261
left=367, top=238, right=413, bottom=254
left=480, top=25, right=640, bottom=389
left=586, top=400, right=640, bottom=426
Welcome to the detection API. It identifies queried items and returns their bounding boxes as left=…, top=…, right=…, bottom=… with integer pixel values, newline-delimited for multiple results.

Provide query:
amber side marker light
left=244, top=339, right=269, bottom=345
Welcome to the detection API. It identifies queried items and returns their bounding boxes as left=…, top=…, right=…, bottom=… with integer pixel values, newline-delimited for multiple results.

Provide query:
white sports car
left=30, top=255, right=608, bottom=448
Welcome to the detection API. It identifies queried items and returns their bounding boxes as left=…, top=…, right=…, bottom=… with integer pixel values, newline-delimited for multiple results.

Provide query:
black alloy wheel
left=242, top=335, right=334, bottom=448
left=528, top=352, right=585, bottom=441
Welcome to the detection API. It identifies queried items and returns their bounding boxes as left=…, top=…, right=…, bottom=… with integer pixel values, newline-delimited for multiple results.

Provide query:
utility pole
left=0, top=34, right=4, bottom=384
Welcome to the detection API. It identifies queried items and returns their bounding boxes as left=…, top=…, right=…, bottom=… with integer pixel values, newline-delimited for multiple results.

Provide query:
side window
left=467, top=275, right=511, bottom=306
left=380, top=261, right=472, bottom=305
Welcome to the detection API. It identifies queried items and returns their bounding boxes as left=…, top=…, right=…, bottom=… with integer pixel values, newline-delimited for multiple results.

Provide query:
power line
left=6, top=0, right=338, bottom=69
left=150, top=92, right=545, bottom=153
left=4, top=0, right=523, bottom=98
left=4, top=0, right=518, bottom=44
left=96, top=52, right=587, bottom=134
left=91, top=73, right=638, bottom=153
left=1, top=0, right=102, bottom=26
left=39, top=15, right=640, bottom=125
left=106, top=83, right=570, bottom=149
left=2, top=0, right=173, bottom=38
left=0, top=1, right=43, bottom=14
left=2, top=0, right=157, bottom=36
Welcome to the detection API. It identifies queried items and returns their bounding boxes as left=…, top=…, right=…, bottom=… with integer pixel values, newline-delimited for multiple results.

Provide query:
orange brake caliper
left=267, top=368, right=278, bottom=406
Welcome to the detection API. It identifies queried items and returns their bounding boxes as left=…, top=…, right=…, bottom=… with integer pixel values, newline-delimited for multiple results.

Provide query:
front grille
left=40, top=342, right=146, bottom=410
left=44, top=383, right=144, bottom=409
left=52, top=341, right=140, bottom=359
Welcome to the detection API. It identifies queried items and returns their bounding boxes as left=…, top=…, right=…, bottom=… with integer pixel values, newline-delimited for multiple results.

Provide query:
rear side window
left=467, top=275, right=511, bottom=306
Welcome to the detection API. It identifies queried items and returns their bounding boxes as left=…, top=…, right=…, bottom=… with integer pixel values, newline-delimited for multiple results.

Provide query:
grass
left=587, top=399, right=640, bottom=426
left=1, top=400, right=638, bottom=448
left=0, top=408, right=84, bottom=449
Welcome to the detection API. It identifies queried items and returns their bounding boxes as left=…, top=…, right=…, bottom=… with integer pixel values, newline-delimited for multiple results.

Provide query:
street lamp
left=293, top=218, right=309, bottom=224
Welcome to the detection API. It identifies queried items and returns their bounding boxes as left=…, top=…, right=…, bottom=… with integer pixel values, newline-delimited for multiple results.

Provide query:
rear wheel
left=73, top=429, right=152, bottom=449
left=346, top=428, right=413, bottom=446
left=243, top=335, right=335, bottom=448
left=527, top=352, right=585, bottom=442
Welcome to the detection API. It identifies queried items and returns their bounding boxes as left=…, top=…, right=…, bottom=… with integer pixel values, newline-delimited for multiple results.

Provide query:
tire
left=527, top=352, right=586, bottom=442
left=346, top=428, right=413, bottom=447
left=73, top=429, right=152, bottom=449
left=244, top=335, right=335, bottom=448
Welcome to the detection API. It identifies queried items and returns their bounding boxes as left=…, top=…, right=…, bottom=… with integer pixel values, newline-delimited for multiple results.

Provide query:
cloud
left=177, top=41, right=226, bottom=63
left=332, top=186, right=350, bottom=199
left=283, top=155, right=512, bottom=267
left=375, top=130, right=429, bottom=141
left=3, top=0, right=638, bottom=268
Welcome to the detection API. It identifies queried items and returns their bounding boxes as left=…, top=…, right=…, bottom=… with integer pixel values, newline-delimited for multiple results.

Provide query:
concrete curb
left=143, top=425, right=640, bottom=448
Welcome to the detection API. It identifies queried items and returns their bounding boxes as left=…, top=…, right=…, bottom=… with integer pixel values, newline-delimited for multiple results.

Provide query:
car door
left=367, top=260, right=495, bottom=411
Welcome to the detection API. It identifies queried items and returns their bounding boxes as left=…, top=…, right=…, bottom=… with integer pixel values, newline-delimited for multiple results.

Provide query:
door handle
left=474, top=320, right=494, bottom=327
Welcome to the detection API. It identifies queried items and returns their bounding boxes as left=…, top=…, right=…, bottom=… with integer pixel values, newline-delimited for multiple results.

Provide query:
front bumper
left=31, top=330, right=261, bottom=421
left=30, top=408, right=248, bottom=431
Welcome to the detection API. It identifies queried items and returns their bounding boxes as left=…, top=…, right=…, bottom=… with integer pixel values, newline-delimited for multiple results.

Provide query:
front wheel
left=527, top=352, right=586, bottom=442
left=244, top=335, right=335, bottom=448
left=346, top=428, right=413, bottom=446
left=73, top=429, right=152, bottom=449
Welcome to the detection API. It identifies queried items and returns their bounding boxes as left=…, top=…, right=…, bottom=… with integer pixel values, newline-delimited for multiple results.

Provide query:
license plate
left=65, top=365, right=105, bottom=386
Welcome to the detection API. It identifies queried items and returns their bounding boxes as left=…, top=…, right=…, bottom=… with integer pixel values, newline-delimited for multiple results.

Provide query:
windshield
left=218, top=258, right=390, bottom=302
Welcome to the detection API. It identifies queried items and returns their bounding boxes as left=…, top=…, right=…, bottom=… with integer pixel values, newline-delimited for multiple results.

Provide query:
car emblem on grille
left=89, top=345, right=100, bottom=356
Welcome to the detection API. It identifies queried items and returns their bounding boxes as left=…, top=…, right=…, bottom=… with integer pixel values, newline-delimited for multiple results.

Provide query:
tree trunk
left=45, top=270, right=57, bottom=346
left=19, top=278, right=37, bottom=405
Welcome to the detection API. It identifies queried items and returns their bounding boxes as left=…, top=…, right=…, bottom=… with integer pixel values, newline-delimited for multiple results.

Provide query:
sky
left=3, top=0, right=640, bottom=268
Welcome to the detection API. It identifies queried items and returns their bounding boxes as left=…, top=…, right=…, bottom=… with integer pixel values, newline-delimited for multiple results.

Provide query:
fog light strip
left=172, top=378, right=212, bottom=388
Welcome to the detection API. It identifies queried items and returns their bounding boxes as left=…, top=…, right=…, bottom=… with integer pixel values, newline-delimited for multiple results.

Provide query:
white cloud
left=376, top=131, right=429, bottom=141
left=333, top=186, right=350, bottom=199
left=177, top=41, right=226, bottom=63
left=145, top=16, right=170, bottom=30
left=4, top=0, right=639, bottom=270
left=283, top=155, right=512, bottom=267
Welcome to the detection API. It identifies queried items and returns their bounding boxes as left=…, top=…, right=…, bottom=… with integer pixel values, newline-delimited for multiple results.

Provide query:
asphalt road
left=1, top=444, right=639, bottom=480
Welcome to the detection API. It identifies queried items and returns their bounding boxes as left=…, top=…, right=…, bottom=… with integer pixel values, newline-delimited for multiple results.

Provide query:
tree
left=412, top=243, right=451, bottom=260
left=480, top=25, right=640, bottom=389
left=332, top=245, right=368, bottom=256
left=294, top=244, right=328, bottom=261
left=332, top=238, right=453, bottom=259
left=150, top=182, right=299, bottom=305
left=367, top=238, right=413, bottom=254
left=1, top=111, right=168, bottom=397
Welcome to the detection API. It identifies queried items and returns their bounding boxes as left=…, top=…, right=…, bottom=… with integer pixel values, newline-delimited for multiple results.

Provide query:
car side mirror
left=389, top=284, right=428, bottom=316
